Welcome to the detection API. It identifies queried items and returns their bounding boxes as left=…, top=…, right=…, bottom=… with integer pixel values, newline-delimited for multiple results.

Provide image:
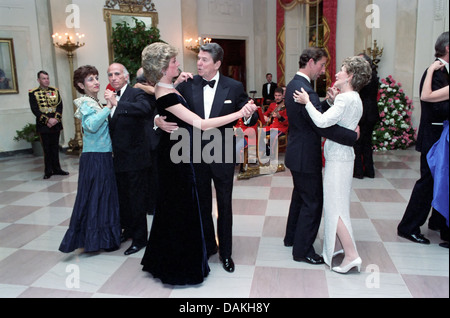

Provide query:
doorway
left=212, top=39, right=247, bottom=92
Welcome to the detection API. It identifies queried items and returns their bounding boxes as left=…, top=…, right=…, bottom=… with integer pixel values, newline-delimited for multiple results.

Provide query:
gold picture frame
left=0, top=38, right=19, bottom=94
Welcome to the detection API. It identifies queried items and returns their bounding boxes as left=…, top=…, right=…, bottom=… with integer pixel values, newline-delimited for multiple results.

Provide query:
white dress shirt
left=203, top=73, right=220, bottom=119
left=110, top=84, right=127, bottom=117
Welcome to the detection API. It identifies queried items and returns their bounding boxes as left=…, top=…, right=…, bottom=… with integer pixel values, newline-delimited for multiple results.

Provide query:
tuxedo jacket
left=285, top=74, right=357, bottom=174
left=359, top=72, right=380, bottom=127
left=416, top=62, right=449, bottom=154
left=263, top=82, right=278, bottom=102
left=109, top=85, right=152, bottom=172
left=177, top=74, right=258, bottom=163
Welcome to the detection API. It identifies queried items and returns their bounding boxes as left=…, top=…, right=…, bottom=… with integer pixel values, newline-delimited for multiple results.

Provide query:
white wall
left=0, top=0, right=51, bottom=153
left=1, top=0, right=448, bottom=154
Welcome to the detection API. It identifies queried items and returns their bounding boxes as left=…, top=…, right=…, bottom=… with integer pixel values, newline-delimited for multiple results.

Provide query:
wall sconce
left=52, top=32, right=86, bottom=155
left=364, top=39, right=384, bottom=69
left=185, top=37, right=211, bottom=53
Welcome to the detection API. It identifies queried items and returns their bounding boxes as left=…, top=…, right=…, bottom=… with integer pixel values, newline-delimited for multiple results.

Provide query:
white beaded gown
left=304, top=91, right=363, bottom=267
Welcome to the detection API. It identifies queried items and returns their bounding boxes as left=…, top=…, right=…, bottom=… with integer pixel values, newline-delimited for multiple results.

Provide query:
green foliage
left=111, top=17, right=164, bottom=83
left=14, top=123, right=39, bottom=143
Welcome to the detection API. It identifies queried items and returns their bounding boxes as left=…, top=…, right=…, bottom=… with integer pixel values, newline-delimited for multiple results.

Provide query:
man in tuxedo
left=284, top=47, right=359, bottom=264
left=262, top=73, right=278, bottom=105
left=105, top=63, right=152, bottom=255
left=156, top=43, right=258, bottom=272
left=398, top=31, right=449, bottom=245
left=135, top=68, right=160, bottom=215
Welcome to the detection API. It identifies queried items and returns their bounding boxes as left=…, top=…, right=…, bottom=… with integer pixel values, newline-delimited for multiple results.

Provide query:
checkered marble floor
left=0, top=148, right=448, bottom=299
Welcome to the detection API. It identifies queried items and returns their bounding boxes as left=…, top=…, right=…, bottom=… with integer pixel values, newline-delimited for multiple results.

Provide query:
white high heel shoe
left=332, top=257, right=362, bottom=274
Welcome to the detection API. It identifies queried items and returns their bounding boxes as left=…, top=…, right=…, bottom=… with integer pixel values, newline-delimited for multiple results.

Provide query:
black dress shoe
left=220, top=257, right=235, bottom=273
left=53, top=170, right=69, bottom=175
left=294, top=254, right=325, bottom=265
left=43, top=174, right=52, bottom=179
left=439, top=242, right=449, bottom=248
left=124, top=244, right=144, bottom=255
left=398, top=231, right=430, bottom=245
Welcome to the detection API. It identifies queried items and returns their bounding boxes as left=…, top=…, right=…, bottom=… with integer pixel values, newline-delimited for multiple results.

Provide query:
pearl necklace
left=85, top=95, right=103, bottom=108
left=156, top=82, right=175, bottom=89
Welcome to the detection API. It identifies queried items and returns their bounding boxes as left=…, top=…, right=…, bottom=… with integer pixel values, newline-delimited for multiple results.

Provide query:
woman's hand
left=174, top=72, right=194, bottom=86
left=293, top=88, right=310, bottom=105
left=429, top=60, right=445, bottom=72
left=240, top=99, right=257, bottom=118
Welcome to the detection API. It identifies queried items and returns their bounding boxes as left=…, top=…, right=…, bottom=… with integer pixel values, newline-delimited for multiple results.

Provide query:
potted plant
left=13, top=123, right=43, bottom=156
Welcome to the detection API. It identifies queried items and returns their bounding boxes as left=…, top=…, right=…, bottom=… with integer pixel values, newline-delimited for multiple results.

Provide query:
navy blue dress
left=141, top=93, right=210, bottom=285
left=59, top=97, right=121, bottom=253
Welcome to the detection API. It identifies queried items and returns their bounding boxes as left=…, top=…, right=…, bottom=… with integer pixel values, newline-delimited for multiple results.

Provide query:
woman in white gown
left=294, top=56, right=372, bottom=273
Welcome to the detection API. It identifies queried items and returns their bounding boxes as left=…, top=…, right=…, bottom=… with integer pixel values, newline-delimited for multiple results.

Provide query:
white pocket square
left=224, top=100, right=232, bottom=104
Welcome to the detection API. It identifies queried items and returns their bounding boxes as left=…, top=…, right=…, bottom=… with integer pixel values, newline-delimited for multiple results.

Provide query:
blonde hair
left=141, top=42, right=178, bottom=84
left=342, top=56, right=372, bottom=92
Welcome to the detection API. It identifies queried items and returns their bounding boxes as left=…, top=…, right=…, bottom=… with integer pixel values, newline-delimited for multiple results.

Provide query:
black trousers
left=116, top=169, right=149, bottom=247
left=353, top=123, right=376, bottom=177
left=40, top=132, right=62, bottom=175
left=284, top=170, right=323, bottom=258
left=193, top=162, right=235, bottom=259
left=398, top=152, right=448, bottom=240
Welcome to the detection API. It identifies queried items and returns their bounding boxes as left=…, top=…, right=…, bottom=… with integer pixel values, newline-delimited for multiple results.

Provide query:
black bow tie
left=203, top=79, right=216, bottom=88
left=116, top=90, right=121, bottom=97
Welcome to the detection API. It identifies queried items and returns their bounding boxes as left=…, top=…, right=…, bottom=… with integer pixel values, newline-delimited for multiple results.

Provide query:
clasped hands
left=292, top=87, right=361, bottom=140
left=104, top=89, right=117, bottom=109
left=293, top=86, right=339, bottom=105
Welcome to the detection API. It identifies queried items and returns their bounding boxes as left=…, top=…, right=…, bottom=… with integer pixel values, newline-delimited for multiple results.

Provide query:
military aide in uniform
left=29, top=71, right=69, bottom=179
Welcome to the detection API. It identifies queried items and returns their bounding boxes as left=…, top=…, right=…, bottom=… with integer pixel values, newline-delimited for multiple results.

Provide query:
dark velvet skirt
left=141, top=136, right=210, bottom=285
left=59, top=152, right=121, bottom=253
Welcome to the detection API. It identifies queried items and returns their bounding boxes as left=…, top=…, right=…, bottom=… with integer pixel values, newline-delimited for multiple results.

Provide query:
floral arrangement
left=372, top=75, right=416, bottom=151
left=111, top=17, right=164, bottom=83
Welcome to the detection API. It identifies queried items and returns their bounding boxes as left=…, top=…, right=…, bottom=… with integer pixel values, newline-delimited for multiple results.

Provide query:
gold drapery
left=277, top=0, right=336, bottom=89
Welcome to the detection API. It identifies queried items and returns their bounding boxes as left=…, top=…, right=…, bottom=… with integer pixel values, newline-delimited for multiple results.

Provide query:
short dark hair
left=37, top=70, right=48, bottom=79
left=435, top=31, right=449, bottom=58
left=299, top=47, right=328, bottom=69
left=73, top=65, right=99, bottom=94
left=274, top=87, right=284, bottom=95
left=200, top=42, right=224, bottom=64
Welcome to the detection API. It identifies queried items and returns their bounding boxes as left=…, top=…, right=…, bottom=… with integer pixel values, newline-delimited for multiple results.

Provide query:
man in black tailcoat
left=284, top=48, right=359, bottom=264
left=398, top=31, right=449, bottom=246
left=156, top=43, right=258, bottom=273
left=106, top=63, right=152, bottom=255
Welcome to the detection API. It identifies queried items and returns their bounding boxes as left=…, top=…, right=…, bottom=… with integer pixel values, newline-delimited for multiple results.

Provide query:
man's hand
left=355, top=125, right=361, bottom=140
left=155, top=115, right=178, bottom=133
left=47, top=118, right=58, bottom=128
left=104, top=89, right=117, bottom=107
